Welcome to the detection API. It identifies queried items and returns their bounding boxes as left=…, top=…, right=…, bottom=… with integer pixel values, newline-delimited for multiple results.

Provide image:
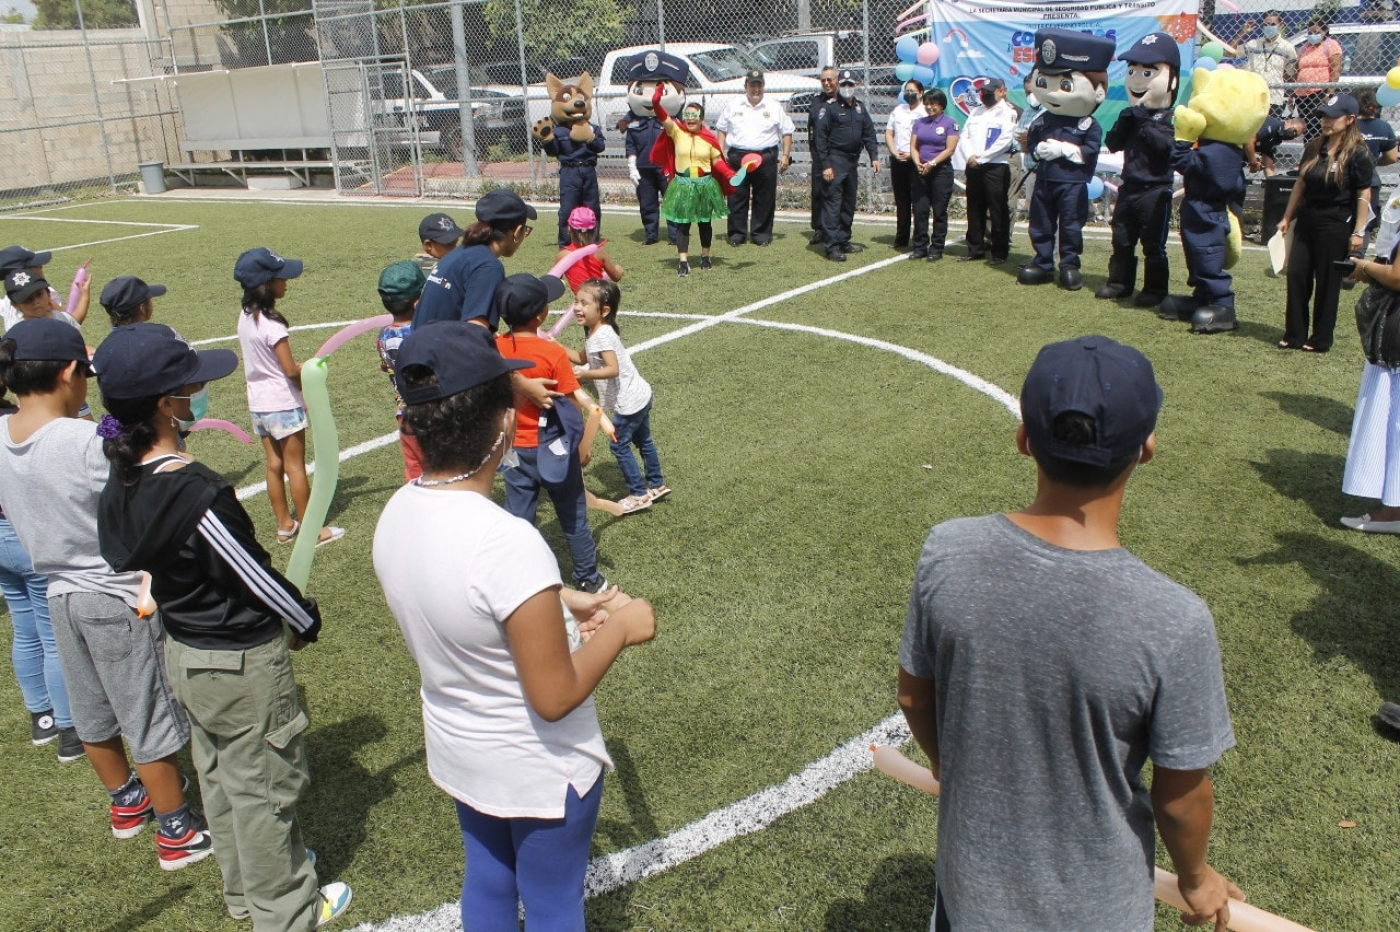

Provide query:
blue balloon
left=896, top=35, right=920, bottom=64
left=911, top=64, right=937, bottom=86
left=1087, top=176, right=1105, bottom=200
left=1194, top=57, right=1217, bottom=72
left=894, top=61, right=916, bottom=83
left=1378, top=82, right=1400, bottom=108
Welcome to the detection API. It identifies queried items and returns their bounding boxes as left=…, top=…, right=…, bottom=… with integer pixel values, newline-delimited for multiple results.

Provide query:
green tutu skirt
left=662, top=173, right=728, bottom=224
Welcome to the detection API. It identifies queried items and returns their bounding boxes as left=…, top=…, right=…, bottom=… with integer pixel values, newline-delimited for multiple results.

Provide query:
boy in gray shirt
left=899, top=335, right=1240, bottom=931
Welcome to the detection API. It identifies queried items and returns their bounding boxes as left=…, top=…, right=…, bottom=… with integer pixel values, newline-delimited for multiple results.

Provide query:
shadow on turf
left=596, top=737, right=659, bottom=847
left=1259, top=391, right=1354, bottom=437
left=1251, top=449, right=1348, bottom=523
left=102, top=883, right=195, bottom=932
left=822, top=852, right=938, bottom=930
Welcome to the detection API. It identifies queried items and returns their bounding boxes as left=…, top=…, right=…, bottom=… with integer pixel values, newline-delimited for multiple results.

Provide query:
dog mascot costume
left=1018, top=28, right=1117, bottom=291
left=623, top=50, right=687, bottom=246
left=1159, top=66, right=1269, bottom=333
left=534, top=73, right=606, bottom=247
left=1097, top=32, right=1180, bottom=306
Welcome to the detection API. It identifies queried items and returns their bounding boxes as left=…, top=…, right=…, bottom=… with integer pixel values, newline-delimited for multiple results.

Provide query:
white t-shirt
left=373, top=484, right=610, bottom=818
left=1, top=288, right=76, bottom=333
left=886, top=102, right=925, bottom=158
left=585, top=326, right=651, bottom=416
left=236, top=309, right=305, bottom=414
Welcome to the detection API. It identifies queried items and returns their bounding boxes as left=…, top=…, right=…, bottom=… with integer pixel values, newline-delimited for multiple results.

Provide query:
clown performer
left=534, top=73, right=606, bottom=248
left=1018, top=28, right=1116, bottom=291
left=1159, top=66, right=1269, bottom=334
left=1096, top=32, right=1181, bottom=307
left=649, top=84, right=755, bottom=276
left=622, top=50, right=686, bottom=247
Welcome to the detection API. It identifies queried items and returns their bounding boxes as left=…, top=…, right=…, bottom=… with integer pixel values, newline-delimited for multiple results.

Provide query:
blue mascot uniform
left=540, top=110, right=606, bottom=248
left=1098, top=32, right=1180, bottom=307
left=1018, top=29, right=1116, bottom=291
left=624, top=50, right=685, bottom=246
left=1160, top=140, right=1246, bottom=329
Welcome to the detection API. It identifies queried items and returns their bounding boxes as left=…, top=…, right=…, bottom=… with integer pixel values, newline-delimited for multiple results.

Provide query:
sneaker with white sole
left=111, top=783, right=154, bottom=839
left=56, top=727, right=85, bottom=763
left=316, top=882, right=353, bottom=927
left=30, top=709, right=57, bottom=745
left=157, top=809, right=215, bottom=871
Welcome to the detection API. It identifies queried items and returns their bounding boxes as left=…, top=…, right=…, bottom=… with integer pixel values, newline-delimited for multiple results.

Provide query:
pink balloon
left=67, top=260, right=90, bottom=315
left=916, top=42, right=940, bottom=66
left=189, top=418, right=253, bottom=443
left=1216, top=61, right=1235, bottom=70
left=547, top=301, right=578, bottom=339
left=315, top=314, right=393, bottom=359
left=547, top=242, right=600, bottom=279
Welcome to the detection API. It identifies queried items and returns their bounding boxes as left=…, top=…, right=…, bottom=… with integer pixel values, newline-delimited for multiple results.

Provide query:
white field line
left=0, top=214, right=198, bottom=252
left=214, top=261, right=1017, bottom=932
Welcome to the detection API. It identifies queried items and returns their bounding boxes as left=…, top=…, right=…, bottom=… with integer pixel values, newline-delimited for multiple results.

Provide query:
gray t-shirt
left=900, top=514, right=1234, bottom=931
left=0, top=415, right=141, bottom=604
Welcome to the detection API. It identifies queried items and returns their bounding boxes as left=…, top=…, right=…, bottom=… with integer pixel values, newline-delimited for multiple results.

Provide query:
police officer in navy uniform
left=808, top=67, right=839, bottom=245
left=539, top=96, right=606, bottom=248
left=812, top=68, right=881, bottom=262
left=1018, top=29, right=1115, bottom=290
left=1097, top=32, right=1180, bottom=307
left=624, top=50, right=685, bottom=246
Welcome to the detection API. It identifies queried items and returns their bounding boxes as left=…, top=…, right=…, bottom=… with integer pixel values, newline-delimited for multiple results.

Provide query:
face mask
left=980, top=91, right=997, bottom=108
left=1026, top=92, right=1038, bottom=107
left=1307, top=33, right=1323, bottom=45
left=903, top=91, right=919, bottom=105
left=1262, top=24, right=1279, bottom=38
left=170, top=386, right=208, bottom=433
left=838, top=86, right=856, bottom=101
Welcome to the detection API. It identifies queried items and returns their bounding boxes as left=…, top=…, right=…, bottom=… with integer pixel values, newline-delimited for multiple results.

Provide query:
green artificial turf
left=0, top=196, right=1396, bottom=930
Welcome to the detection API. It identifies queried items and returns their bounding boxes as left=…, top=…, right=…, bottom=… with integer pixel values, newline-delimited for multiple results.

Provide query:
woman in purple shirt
left=910, top=89, right=960, bottom=261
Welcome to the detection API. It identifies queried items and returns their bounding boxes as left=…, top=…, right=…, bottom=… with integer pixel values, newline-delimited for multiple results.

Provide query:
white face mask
left=838, top=86, right=856, bottom=101
left=1026, top=92, right=1038, bottom=107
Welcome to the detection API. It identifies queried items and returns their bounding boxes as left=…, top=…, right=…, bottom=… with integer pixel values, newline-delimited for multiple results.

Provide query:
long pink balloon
left=190, top=418, right=253, bottom=443
left=316, top=314, right=393, bottom=359
left=545, top=243, right=603, bottom=339
left=870, top=746, right=1313, bottom=932
left=66, top=260, right=91, bottom=314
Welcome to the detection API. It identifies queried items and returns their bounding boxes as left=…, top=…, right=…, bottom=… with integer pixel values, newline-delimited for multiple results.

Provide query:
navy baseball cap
left=1118, top=31, right=1181, bottom=69
left=1021, top=335, right=1162, bottom=468
left=394, top=320, right=530, bottom=405
left=837, top=68, right=858, bottom=85
left=1034, top=28, right=1116, bottom=74
left=496, top=273, right=566, bottom=328
left=626, top=49, right=690, bottom=84
left=233, top=247, right=304, bottom=289
left=94, top=323, right=238, bottom=400
left=983, top=77, right=1007, bottom=91
left=537, top=397, right=584, bottom=486
left=0, top=246, right=51, bottom=273
left=100, top=275, right=166, bottom=319
left=4, top=317, right=88, bottom=366
left=475, top=190, right=537, bottom=229
left=1319, top=93, right=1359, bottom=118
left=4, top=269, right=49, bottom=304
left=419, top=212, right=464, bottom=245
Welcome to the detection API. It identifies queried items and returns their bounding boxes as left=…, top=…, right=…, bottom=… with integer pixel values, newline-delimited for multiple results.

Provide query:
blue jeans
left=503, top=447, right=601, bottom=586
left=0, top=517, right=70, bottom=726
left=609, top=400, right=664, bottom=499
left=455, top=775, right=603, bottom=932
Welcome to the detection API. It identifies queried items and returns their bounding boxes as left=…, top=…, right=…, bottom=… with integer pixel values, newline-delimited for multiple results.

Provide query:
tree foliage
left=482, top=0, right=626, bottom=67
left=33, top=0, right=137, bottom=29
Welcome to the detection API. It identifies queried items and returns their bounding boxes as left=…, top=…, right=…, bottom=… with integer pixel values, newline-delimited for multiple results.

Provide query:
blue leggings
left=455, top=774, right=603, bottom=932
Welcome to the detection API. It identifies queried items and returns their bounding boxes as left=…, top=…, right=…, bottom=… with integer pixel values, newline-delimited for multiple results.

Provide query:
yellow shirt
left=664, top=122, right=721, bottom=175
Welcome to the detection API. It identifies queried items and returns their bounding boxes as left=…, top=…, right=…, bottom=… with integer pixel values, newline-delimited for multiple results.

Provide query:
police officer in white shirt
left=952, top=78, right=1018, bottom=264
left=716, top=69, right=794, bottom=246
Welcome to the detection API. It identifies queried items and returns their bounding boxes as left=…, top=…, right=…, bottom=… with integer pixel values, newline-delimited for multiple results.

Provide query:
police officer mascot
left=812, top=68, right=881, bottom=262
left=1018, top=29, right=1116, bottom=290
left=1097, top=32, right=1180, bottom=306
left=624, top=51, right=686, bottom=246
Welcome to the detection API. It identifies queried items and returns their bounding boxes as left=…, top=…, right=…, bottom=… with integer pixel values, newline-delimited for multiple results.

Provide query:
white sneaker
left=316, top=882, right=352, bottom=927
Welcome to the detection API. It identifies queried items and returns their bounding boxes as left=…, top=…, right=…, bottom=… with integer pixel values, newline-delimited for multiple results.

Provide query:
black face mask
left=980, top=91, right=997, bottom=108
left=903, top=91, right=919, bottom=105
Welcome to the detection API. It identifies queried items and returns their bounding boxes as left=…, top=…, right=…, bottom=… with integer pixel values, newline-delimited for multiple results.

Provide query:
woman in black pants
left=909, top=89, right=959, bottom=261
left=1278, top=93, right=1374, bottom=352
left=884, top=80, right=924, bottom=249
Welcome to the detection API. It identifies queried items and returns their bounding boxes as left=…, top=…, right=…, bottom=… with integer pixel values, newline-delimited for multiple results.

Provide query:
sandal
left=316, top=526, right=347, bottom=548
left=647, top=485, right=672, bottom=502
left=1278, top=339, right=1300, bottom=350
left=1301, top=343, right=1327, bottom=353
left=276, top=520, right=300, bottom=544
left=618, top=495, right=652, bottom=515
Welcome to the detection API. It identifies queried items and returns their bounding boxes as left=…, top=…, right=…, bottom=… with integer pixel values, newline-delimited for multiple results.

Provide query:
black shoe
left=728, top=236, right=745, bottom=247
left=892, top=239, right=909, bottom=249
left=1018, top=266, right=1053, bottom=285
left=577, top=575, right=611, bottom=595
left=958, top=253, right=985, bottom=262
left=752, top=238, right=770, bottom=246
left=826, top=250, right=847, bottom=262
left=699, top=255, right=713, bottom=271
left=839, top=242, right=864, bottom=254
left=908, top=250, right=927, bottom=260
left=926, top=253, right=943, bottom=262
left=1059, top=268, right=1083, bottom=291
left=1133, top=291, right=1165, bottom=308
left=987, top=256, right=1007, bottom=266
left=57, top=726, right=85, bottom=763
left=31, top=709, right=57, bottom=746
left=1377, top=701, right=1400, bottom=731
left=644, top=236, right=658, bottom=246
left=1095, top=282, right=1130, bottom=300
left=1158, top=295, right=1198, bottom=321
left=677, top=260, right=690, bottom=277
left=810, top=232, right=826, bottom=246
left=1190, top=305, right=1238, bottom=334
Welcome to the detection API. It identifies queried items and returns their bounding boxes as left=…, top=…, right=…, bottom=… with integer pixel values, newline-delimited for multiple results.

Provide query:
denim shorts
left=250, top=407, right=308, bottom=440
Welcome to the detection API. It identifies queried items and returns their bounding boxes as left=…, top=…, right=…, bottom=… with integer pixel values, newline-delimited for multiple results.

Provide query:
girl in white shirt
left=885, top=80, right=926, bottom=249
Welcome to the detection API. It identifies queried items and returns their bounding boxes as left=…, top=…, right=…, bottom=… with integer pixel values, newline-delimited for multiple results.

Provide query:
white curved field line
left=206, top=259, right=1018, bottom=930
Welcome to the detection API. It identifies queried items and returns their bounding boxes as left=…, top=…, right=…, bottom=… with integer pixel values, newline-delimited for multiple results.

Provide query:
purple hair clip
left=96, top=414, right=127, bottom=440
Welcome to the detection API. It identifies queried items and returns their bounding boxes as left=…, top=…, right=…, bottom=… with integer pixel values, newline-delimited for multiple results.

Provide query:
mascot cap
left=627, top=49, right=690, bottom=85
left=1118, top=32, right=1181, bottom=70
left=1034, top=28, right=1115, bottom=74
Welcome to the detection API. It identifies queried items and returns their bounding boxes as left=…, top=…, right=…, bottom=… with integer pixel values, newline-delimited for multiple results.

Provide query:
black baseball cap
left=1021, top=335, right=1162, bottom=468
left=100, top=275, right=167, bottom=319
left=745, top=68, right=765, bottom=84
left=393, top=320, right=530, bottom=405
left=233, top=247, right=304, bottom=289
left=4, top=269, right=49, bottom=304
left=475, top=190, right=538, bottom=229
left=419, top=212, right=465, bottom=244
left=837, top=68, right=858, bottom=85
left=1319, top=93, right=1359, bottom=118
left=94, top=323, right=238, bottom=400
left=4, top=317, right=88, bottom=367
left=496, top=273, right=566, bottom=328
left=0, top=246, right=51, bottom=273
